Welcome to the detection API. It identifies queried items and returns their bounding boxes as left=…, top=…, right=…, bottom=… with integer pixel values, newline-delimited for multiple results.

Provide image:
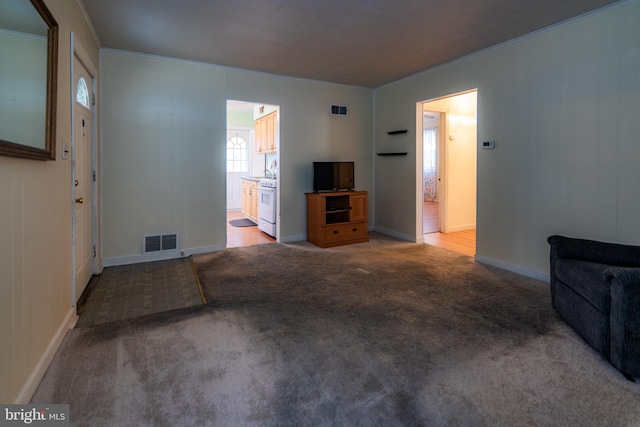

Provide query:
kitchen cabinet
left=255, top=116, right=265, bottom=153
left=241, top=178, right=259, bottom=222
left=255, top=111, right=277, bottom=153
left=306, top=191, right=369, bottom=248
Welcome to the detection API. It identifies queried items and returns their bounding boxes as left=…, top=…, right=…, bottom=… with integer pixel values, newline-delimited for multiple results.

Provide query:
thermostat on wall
left=481, top=140, right=495, bottom=149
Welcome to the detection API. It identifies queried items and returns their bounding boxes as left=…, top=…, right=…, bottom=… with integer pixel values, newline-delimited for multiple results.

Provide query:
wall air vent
left=330, top=105, right=348, bottom=116
left=143, top=233, right=179, bottom=253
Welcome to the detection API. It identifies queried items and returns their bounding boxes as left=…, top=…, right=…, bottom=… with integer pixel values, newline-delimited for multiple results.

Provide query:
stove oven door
left=258, top=186, right=277, bottom=237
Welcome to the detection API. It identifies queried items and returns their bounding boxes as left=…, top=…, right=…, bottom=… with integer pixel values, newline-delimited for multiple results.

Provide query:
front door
left=73, top=55, right=94, bottom=301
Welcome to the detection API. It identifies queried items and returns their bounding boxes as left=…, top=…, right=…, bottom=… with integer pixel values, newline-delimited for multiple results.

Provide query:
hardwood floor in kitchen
left=227, top=210, right=275, bottom=248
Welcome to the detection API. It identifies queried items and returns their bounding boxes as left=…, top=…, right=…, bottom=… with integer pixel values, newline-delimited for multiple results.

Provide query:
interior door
left=73, top=55, right=94, bottom=301
left=422, top=110, right=443, bottom=234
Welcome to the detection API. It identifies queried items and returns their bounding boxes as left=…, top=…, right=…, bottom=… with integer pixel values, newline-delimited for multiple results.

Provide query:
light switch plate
left=481, top=140, right=495, bottom=149
left=62, top=141, right=70, bottom=159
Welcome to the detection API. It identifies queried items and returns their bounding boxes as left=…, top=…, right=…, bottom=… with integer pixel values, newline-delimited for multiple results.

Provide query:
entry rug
left=76, top=257, right=204, bottom=328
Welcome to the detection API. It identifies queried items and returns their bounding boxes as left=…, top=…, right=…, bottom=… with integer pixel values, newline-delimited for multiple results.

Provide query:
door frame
left=416, top=89, right=477, bottom=240
left=225, top=100, right=280, bottom=244
left=71, top=33, right=99, bottom=306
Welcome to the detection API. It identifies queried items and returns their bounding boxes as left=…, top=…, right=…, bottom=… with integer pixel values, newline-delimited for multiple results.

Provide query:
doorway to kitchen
left=418, top=90, right=477, bottom=257
left=226, top=100, right=279, bottom=248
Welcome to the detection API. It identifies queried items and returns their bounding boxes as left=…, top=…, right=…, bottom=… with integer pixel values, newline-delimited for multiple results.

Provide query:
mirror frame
left=0, top=0, right=58, bottom=160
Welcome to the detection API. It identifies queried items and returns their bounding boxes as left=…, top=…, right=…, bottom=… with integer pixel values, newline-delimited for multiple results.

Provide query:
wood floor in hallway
left=424, top=229, right=476, bottom=257
left=423, top=201, right=476, bottom=257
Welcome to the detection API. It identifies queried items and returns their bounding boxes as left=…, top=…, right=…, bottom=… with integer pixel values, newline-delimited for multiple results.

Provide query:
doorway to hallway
left=418, top=90, right=477, bottom=256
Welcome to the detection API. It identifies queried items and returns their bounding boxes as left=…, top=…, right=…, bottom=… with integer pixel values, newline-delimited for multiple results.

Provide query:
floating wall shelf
left=377, top=152, right=408, bottom=156
left=386, top=130, right=408, bottom=135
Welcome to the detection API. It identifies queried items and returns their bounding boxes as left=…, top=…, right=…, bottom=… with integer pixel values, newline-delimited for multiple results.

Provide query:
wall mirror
left=0, top=0, right=58, bottom=160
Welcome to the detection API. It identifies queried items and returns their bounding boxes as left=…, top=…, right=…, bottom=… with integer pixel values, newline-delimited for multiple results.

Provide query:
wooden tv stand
left=306, top=191, right=368, bottom=248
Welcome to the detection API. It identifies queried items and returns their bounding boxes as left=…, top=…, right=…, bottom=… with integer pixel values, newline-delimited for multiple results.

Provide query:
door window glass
left=76, top=77, right=90, bottom=108
left=226, top=135, right=248, bottom=172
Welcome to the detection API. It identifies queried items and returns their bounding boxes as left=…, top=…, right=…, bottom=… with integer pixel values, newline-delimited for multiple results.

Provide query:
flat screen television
left=313, top=161, right=354, bottom=192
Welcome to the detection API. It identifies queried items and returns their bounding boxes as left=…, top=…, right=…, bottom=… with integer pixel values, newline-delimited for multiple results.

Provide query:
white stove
left=258, top=179, right=277, bottom=237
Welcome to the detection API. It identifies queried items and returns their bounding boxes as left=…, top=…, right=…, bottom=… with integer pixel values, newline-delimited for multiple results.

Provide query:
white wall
left=0, top=0, right=100, bottom=403
left=375, top=0, right=640, bottom=278
left=100, top=51, right=374, bottom=263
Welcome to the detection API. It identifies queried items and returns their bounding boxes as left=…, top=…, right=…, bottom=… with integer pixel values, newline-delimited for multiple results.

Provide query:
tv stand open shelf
left=306, top=191, right=368, bottom=248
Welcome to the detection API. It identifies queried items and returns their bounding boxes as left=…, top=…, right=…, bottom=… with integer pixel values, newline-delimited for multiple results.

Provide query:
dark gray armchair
left=548, top=235, right=640, bottom=381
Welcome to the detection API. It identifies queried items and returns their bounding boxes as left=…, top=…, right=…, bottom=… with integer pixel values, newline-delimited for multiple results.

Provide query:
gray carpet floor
left=31, top=234, right=640, bottom=426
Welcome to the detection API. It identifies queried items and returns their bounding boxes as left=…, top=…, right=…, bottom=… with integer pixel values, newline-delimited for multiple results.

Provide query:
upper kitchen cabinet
left=255, top=111, right=277, bottom=153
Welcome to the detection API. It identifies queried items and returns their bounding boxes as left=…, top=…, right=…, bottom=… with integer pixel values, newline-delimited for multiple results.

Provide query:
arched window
left=226, top=135, right=248, bottom=172
left=76, top=77, right=90, bottom=108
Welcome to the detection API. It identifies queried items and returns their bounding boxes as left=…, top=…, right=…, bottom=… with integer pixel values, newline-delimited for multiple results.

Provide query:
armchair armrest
left=547, top=235, right=640, bottom=268
left=606, top=267, right=640, bottom=378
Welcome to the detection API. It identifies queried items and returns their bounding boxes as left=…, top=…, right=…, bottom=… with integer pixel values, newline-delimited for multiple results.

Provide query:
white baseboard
left=475, top=255, right=550, bottom=282
left=445, top=224, right=476, bottom=233
left=15, top=308, right=77, bottom=404
left=280, top=234, right=306, bottom=243
left=102, top=244, right=225, bottom=267
left=372, top=226, right=416, bottom=243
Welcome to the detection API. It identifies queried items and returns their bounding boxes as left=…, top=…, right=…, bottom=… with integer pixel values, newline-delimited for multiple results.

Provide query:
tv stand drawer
left=323, top=222, right=368, bottom=243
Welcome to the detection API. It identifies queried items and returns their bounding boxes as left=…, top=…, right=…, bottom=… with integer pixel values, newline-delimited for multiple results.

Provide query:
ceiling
left=80, top=0, right=621, bottom=88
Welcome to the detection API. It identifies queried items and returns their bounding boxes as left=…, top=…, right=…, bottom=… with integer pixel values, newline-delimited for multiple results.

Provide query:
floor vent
left=143, top=233, right=179, bottom=253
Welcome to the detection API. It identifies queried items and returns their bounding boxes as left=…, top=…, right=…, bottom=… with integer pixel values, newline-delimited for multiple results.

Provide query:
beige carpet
left=32, top=235, right=640, bottom=426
